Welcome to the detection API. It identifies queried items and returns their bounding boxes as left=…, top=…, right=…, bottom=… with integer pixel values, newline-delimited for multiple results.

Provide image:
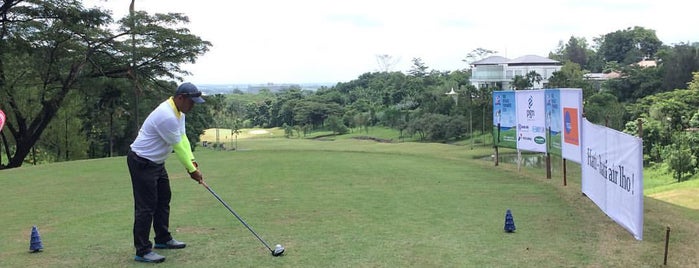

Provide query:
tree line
left=2, top=1, right=699, bottom=181
left=216, top=27, right=699, bottom=182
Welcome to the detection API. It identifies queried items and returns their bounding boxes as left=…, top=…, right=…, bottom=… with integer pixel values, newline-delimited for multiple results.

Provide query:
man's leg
left=128, top=152, right=162, bottom=257
left=153, top=168, right=172, bottom=244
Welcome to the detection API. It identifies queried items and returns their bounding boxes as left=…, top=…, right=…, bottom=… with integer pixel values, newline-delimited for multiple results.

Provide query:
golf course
left=1, top=128, right=698, bottom=267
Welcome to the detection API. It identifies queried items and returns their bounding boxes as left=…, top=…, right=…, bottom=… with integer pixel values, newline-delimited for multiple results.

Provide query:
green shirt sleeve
left=173, top=134, right=197, bottom=173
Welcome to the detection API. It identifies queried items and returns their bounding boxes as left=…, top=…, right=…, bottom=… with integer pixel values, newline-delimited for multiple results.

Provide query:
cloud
left=85, top=0, right=696, bottom=84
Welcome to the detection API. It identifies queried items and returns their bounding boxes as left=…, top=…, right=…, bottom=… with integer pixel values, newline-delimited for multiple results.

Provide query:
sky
left=85, top=0, right=696, bottom=85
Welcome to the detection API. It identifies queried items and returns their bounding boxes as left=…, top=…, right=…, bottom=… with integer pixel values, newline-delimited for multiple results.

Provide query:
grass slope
left=1, top=137, right=698, bottom=267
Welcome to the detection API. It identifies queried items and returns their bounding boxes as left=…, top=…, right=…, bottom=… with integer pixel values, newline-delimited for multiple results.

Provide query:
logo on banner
left=534, top=136, right=546, bottom=144
left=0, top=109, right=5, bottom=132
left=564, top=108, right=579, bottom=145
left=526, top=96, right=535, bottom=119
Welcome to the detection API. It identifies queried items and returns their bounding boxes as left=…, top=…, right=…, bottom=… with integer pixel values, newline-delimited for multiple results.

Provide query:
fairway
left=1, top=138, right=698, bottom=267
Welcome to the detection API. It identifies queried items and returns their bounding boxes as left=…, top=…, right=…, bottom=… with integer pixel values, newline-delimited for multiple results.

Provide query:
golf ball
left=275, top=244, right=282, bottom=248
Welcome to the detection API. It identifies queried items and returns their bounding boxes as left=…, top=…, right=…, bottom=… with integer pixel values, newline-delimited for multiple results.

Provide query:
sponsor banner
left=493, top=89, right=582, bottom=157
left=546, top=90, right=562, bottom=155
left=515, top=90, right=546, bottom=153
left=493, top=91, right=517, bottom=148
left=581, top=118, right=644, bottom=240
left=560, top=89, right=583, bottom=163
left=545, top=88, right=582, bottom=161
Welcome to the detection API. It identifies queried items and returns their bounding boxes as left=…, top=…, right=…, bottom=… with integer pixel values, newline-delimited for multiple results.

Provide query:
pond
left=482, top=152, right=565, bottom=172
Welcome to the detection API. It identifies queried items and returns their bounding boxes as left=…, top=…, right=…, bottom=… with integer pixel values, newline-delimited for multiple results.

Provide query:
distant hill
left=197, top=82, right=336, bottom=95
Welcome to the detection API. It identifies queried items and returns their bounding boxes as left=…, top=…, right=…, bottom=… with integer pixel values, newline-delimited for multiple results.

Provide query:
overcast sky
left=86, top=0, right=696, bottom=85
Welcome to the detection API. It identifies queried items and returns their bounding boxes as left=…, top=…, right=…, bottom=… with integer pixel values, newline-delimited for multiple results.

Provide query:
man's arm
left=172, top=134, right=203, bottom=183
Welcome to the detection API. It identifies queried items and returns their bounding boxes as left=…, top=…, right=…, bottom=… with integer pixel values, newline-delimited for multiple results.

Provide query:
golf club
left=201, top=181, right=285, bottom=257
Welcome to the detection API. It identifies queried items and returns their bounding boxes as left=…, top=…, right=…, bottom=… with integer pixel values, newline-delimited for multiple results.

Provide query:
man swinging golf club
left=127, top=82, right=205, bottom=263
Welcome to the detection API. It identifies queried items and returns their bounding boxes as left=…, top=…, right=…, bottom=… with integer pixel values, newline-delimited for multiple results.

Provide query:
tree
left=283, top=123, right=293, bottom=138
left=564, top=37, right=590, bottom=68
left=469, top=85, right=493, bottom=139
left=550, top=36, right=592, bottom=70
left=0, top=1, right=211, bottom=169
left=462, top=48, right=497, bottom=66
left=658, top=43, right=699, bottom=91
left=662, top=133, right=697, bottom=182
left=376, top=54, right=400, bottom=72
left=408, top=58, right=429, bottom=77
left=325, top=115, right=349, bottom=134
left=245, top=99, right=272, bottom=127
left=512, top=75, right=529, bottom=90
left=603, top=64, right=663, bottom=103
left=547, top=62, right=594, bottom=98
left=81, top=79, right=130, bottom=158
left=293, top=101, right=344, bottom=129
left=406, top=113, right=466, bottom=142
left=270, top=88, right=307, bottom=127
left=208, top=94, right=228, bottom=145
left=526, top=71, right=543, bottom=87
left=688, top=71, right=699, bottom=91
left=584, top=92, right=626, bottom=130
left=183, top=96, right=214, bottom=151
left=624, top=89, right=699, bottom=160
left=40, top=93, right=89, bottom=162
left=1, top=1, right=119, bottom=168
left=596, top=26, right=662, bottom=65
left=511, top=71, right=542, bottom=90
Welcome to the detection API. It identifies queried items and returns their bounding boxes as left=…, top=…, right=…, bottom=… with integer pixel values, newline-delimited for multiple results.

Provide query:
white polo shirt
left=130, top=99, right=185, bottom=164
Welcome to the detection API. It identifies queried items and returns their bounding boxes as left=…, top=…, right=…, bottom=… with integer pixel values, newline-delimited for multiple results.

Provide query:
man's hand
left=189, top=169, right=203, bottom=184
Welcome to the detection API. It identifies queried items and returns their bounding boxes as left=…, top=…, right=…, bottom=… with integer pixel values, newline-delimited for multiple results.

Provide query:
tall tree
left=408, top=58, right=429, bottom=77
left=82, top=79, right=130, bottom=158
left=662, top=133, right=696, bottom=182
left=376, top=54, right=400, bottom=72
left=584, top=92, right=626, bottom=130
left=550, top=36, right=591, bottom=69
left=511, top=71, right=542, bottom=90
left=0, top=0, right=210, bottom=169
left=657, top=43, right=699, bottom=91
left=0, top=0, right=119, bottom=168
left=596, top=26, right=662, bottom=65
left=462, top=48, right=497, bottom=66
left=603, top=64, right=663, bottom=103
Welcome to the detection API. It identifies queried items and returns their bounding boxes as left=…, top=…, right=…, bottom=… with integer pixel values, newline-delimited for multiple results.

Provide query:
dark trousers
left=127, top=151, right=173, bottom=256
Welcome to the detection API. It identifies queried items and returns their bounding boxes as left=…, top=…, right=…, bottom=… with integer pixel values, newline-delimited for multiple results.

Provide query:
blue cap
left=176, top=82, right=205, bottom=103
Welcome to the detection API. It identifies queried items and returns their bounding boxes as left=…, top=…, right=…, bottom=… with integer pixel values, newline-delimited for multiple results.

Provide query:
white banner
left=581, top=118, right=644, bottom=240
left=515, top=90, right=546, bottom=153
left=545, top=88, right=582, bottom=162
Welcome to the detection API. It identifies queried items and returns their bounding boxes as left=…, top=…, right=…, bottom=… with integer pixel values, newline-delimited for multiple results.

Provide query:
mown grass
left=1, top=130, right=698, bottom=267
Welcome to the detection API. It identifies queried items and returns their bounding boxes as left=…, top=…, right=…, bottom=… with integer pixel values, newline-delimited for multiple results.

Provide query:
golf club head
left=272, top=244, right=285, bottom=256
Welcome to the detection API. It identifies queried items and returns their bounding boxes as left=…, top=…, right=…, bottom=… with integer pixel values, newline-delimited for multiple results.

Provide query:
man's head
left=174, top=82, right=204, bottom=113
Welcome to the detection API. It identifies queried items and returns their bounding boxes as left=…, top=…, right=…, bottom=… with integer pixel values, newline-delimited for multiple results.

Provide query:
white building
left=470, top=55, right=562, bottom=90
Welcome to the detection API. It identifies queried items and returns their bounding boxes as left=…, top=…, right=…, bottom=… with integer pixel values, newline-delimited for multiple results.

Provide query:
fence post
left=664, top=226, right=671, bottom=265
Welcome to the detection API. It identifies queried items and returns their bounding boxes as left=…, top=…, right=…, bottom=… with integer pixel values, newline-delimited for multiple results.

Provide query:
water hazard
left=482, top=152, right=566, bottom=172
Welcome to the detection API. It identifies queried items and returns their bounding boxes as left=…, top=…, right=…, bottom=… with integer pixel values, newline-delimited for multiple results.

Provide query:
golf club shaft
left=202, top=182, right=273, bottom=252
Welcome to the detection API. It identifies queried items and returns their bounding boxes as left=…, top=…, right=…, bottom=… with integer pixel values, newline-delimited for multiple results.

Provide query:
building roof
left=635, top=59, right=657, bottom=67
left=471, top=56, right=510, bottom=65
left=508, top=55, right=560, bottom=64
left=583, top=72, right=621, bottom=80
